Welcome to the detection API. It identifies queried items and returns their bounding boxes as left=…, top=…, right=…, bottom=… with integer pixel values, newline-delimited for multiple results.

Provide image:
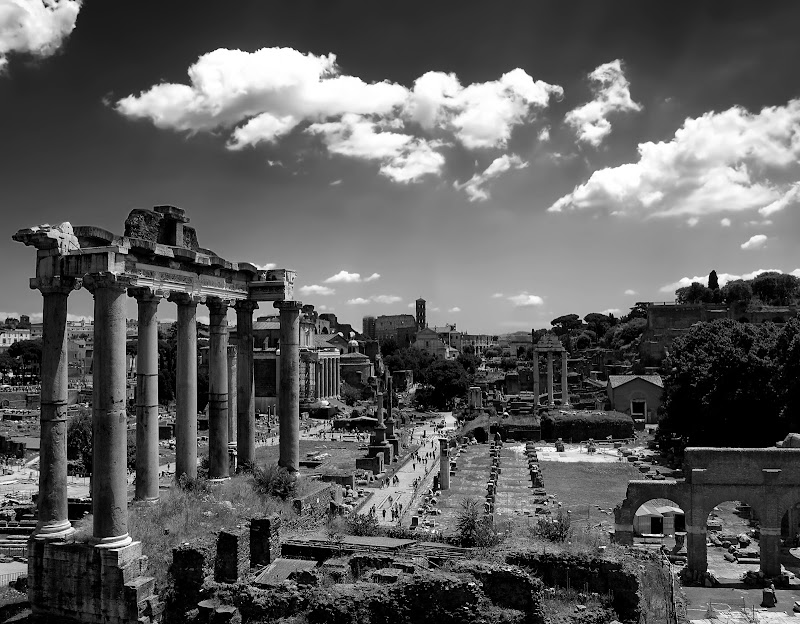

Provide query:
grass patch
left=74, top=474, right=308, bottom=591
left=537, top=460, right=640, bottom=529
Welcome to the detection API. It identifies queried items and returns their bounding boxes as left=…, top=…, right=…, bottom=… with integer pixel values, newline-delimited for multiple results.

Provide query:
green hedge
left=540, top=410, right=633, bottom=442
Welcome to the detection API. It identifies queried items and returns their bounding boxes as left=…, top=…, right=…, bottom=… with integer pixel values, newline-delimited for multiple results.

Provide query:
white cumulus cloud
left=448, top=307, right=461, bottom=313
left=508, top=292, right=544, bottom=307
left=254, top=262, right=276, bottom=270
left=299, top=284, right=335, bottom=296
left=115, top=44, right=563, bottom=190
left=491, top=292, right=504, bottom=298
left=0, top=0, right=82, bottom=72
left=741, top=234, right=767, bottom=250
left=624, top=289, right=637, bottom=296
left=550, top=99, right=800, bottom=219
left=602, top=308, right=621, bottom=316
left=347, top=294, right=401, bottom=305
left=720, top=218, right=731, bottom=227
left=565, top=59, right=641, bottom=147
left=454, top=154, right=528, bottom=201
left=324, top=270, right=380, bottom=283
left=346, top=297, right=371, bottom=305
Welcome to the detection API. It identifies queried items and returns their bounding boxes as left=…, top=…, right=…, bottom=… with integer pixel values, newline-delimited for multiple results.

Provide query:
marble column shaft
left=561, top=351, right=570, bottom=406
left=546, top=351, right=554, bottom=406
left=275, top=300, right=302, bottom=473
left=533, top=351, right=540, bottom=405
left=132, top=289, right=160, bottom=501
left=227, top=345, right=237, bottom=444
left=385, top=376, right=395, bottom=438
left=235, top=301, right=257, bottom=468
left=207, top=298, right=230, bottom=480
left=174, top=295, right=198, bottom=480
left=86, top=274, right=131, bottom=549
left=34, top=276, right=79, bottom=540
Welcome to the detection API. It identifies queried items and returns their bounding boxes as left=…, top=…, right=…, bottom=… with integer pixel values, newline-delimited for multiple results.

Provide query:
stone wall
left=214, top=528, right=249, bottom=583
left=28, top=539, right=160, bottom=624
left=506, top=550, right=640, bottom=621
left=292, top=482, right=339, bottom=517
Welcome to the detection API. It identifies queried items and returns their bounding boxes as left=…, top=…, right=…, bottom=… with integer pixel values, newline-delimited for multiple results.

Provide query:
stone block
left=214, top=529, right=250, bottom=583
left=250, top=515, right=281, bottom=566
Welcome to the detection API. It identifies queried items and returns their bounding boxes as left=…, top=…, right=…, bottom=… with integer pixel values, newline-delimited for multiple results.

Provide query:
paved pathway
left=361, top=412, right=457, bottom=527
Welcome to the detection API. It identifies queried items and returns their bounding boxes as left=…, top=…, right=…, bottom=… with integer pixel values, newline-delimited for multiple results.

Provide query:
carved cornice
left=30, top=276, right=82, bottom=296
left=83, top=272, right=135, bottom=294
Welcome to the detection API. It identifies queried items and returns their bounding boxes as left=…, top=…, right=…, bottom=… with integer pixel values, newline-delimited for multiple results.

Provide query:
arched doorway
left=704, top=500, right=761, bottom=580
left=633, top=498, right=685, bottom=550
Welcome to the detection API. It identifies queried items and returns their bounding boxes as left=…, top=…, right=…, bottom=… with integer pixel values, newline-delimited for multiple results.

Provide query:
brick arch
left=616, top=480, right=690, bottom=526
left=695, top=487, right=770, bottom=527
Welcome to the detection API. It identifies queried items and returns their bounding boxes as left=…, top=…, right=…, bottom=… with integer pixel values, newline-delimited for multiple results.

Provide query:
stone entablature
left=614, top=447, right=800, bottom=578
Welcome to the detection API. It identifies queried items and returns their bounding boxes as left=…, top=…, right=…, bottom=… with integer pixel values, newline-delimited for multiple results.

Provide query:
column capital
left=169, top=292, right=203, bottom=306
left=30, top=275, right=82, bottom=295
left=207, top=296, right=233, bottom=315
left=274, top=300, right=303, bottom=313
left=234, top=299, right=259, bottom=314
left=128, top=287, right=165, bottom=303
left=83, top=272, right=134, bottom=294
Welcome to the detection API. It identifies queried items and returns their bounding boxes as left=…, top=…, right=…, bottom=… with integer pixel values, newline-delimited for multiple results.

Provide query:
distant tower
left=416, top=298, right=426, bottom=330
left=362, top=315, right=376, bottom=340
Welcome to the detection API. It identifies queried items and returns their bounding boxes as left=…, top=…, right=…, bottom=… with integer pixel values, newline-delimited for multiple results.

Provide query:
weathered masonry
left=14, top=206, right=301, bottom=624
left=614, top=447, right=800, bottom=578
left=533, top=333, right=569, bottom=407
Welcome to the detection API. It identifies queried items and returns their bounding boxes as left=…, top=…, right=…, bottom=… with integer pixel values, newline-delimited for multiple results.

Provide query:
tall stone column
left=546, top=351, right=554, bottom=407
left=227, top=345, right=237, bottom=444
left=207, top=298, right=230, bottom=480
left=373, top=391, right=386, bottom=443
left=335, top=357, right=340, bottom=397
left=173, top=293, right=199, bottom=481
left=439, top=438, right=450, bottom=490
left=320, top=358, right=327, bottom=398
left=561, top=350, right=570, bottom=407
left=385, top=376, right=395, bottom=439
left=33, top=276, right=79, bottom=540
left=85, top=274, right=132, bottom=549
left=131, top=288, right=160, bottom=502
left=533, top=351, right=540, bottom=405
left=275, top=300, right=302, bottom=473
left=235, top=300, right=257, bottom=468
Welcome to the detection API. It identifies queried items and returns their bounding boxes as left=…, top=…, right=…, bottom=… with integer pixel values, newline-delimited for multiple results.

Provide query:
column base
left=207, top=477, right=231, bottom=485
left=132, top=495, right=160, bottom=504
left=33, top=519, right=75, bottom=541
left=90, top=533, right=133, bottom=550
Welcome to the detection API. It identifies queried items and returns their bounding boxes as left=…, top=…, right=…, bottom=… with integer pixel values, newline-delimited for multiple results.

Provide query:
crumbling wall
left=506, top=550, right=641, bottom=622
left=293, top=483, right=339, bottom=517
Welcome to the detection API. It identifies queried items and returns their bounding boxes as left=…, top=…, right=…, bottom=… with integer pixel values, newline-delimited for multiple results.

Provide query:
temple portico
left=14, top=207, right=299, bottom=622
left=534, top=333, right=570, bottom=408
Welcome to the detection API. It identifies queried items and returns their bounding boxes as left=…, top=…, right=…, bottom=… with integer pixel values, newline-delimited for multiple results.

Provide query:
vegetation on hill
left=675, top=270, right=800, bottom=307
left=657, top=317, right=800, bottom=457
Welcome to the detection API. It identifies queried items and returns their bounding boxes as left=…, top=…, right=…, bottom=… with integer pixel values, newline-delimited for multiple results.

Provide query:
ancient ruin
left=13, top=206, right=299, bottom=623
left=614, top=446, right=800, bottom=578
left=533, top=333, right=569, bottom=407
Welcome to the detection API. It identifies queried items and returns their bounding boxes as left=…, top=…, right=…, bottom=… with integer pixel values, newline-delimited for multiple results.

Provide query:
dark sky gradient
left=1, top=1, right=799, bottom=331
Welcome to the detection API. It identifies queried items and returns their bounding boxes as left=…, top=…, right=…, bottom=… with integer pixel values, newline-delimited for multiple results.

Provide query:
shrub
left=533, top=509, right=572, bottom=543
left=347, top=513, right=380, bottom=536
left=252, top=464, right=297, bottom=500
left=455, top=498, right=500, bottom=547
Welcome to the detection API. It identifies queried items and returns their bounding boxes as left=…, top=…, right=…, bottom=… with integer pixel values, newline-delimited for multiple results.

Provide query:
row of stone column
left=315, top=356, right=340, bottom=399
left=33, top=270, right=303, bottom=549
left=532, top=350, right=570, bottom=407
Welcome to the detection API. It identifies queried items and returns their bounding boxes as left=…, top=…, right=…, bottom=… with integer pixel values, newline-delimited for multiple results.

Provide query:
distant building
left=0, top=328, right=31, bottom=351
left=319, top=313, right=338, bottom=333
left=362, top=315, right=376, bottom=340
left=375, top=314, right=416, bottom=342
left=413, top=327, right=448, bottom=359
left=416, top=298, right=426, bottom=330
left=606, top=374, right=664, bottom=424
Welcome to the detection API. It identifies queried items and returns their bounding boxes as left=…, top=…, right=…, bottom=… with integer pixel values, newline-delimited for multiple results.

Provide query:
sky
left=1, top=0, right=799, bottom=334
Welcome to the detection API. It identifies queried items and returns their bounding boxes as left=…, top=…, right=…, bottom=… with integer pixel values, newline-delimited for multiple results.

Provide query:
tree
left=584, top=313, right=612, bottom=338
left=384, top=347, right=435, bottom=384
left=603, top=318, right=647, bottom=350
left=499, top=357, right=518, bottom=371
left=67, top=412, right=93, bottom=475
left=457, top=352, right=481, bottom=375
left=675, top=282, right=713, bottom=304
left=708, top=270, right=720, bottom=291
left=380, top=337, right=399, bottom=358
left=550, top=314, right=582, bottom=336
left=531, top=328, right=548, bottom=345
left=656, top=319, right=782, bottom=455
left=751, top=272, right=799, bottom=306
left=721, top=280, right=753, bottom=306
left=423, top=359, right=469, bottom=409
left=8, top=339, right=42, bottom=383
left=0, top=353, right=16, bottom=382
left=340, top=382, right=361, bottom=406
left=622, top=302, right=648, bottom=322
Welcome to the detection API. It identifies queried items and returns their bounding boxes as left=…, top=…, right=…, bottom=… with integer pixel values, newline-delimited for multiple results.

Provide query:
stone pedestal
left=27, top=539, right=159, bottom=624
left=208, top=298, right=230, bottom=480
left=275, top=301, right=302, bottom=473
left=235, top=300, right=257, bottom=468
left=85, top=274, right=132, bottom=549
left=33, top=276, right=79, bottom=540
left=131, top=288, right=160, bottom=502
left=367, top=444, right=393, bottom=466
left=173, top=294, right=199, bottom=480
